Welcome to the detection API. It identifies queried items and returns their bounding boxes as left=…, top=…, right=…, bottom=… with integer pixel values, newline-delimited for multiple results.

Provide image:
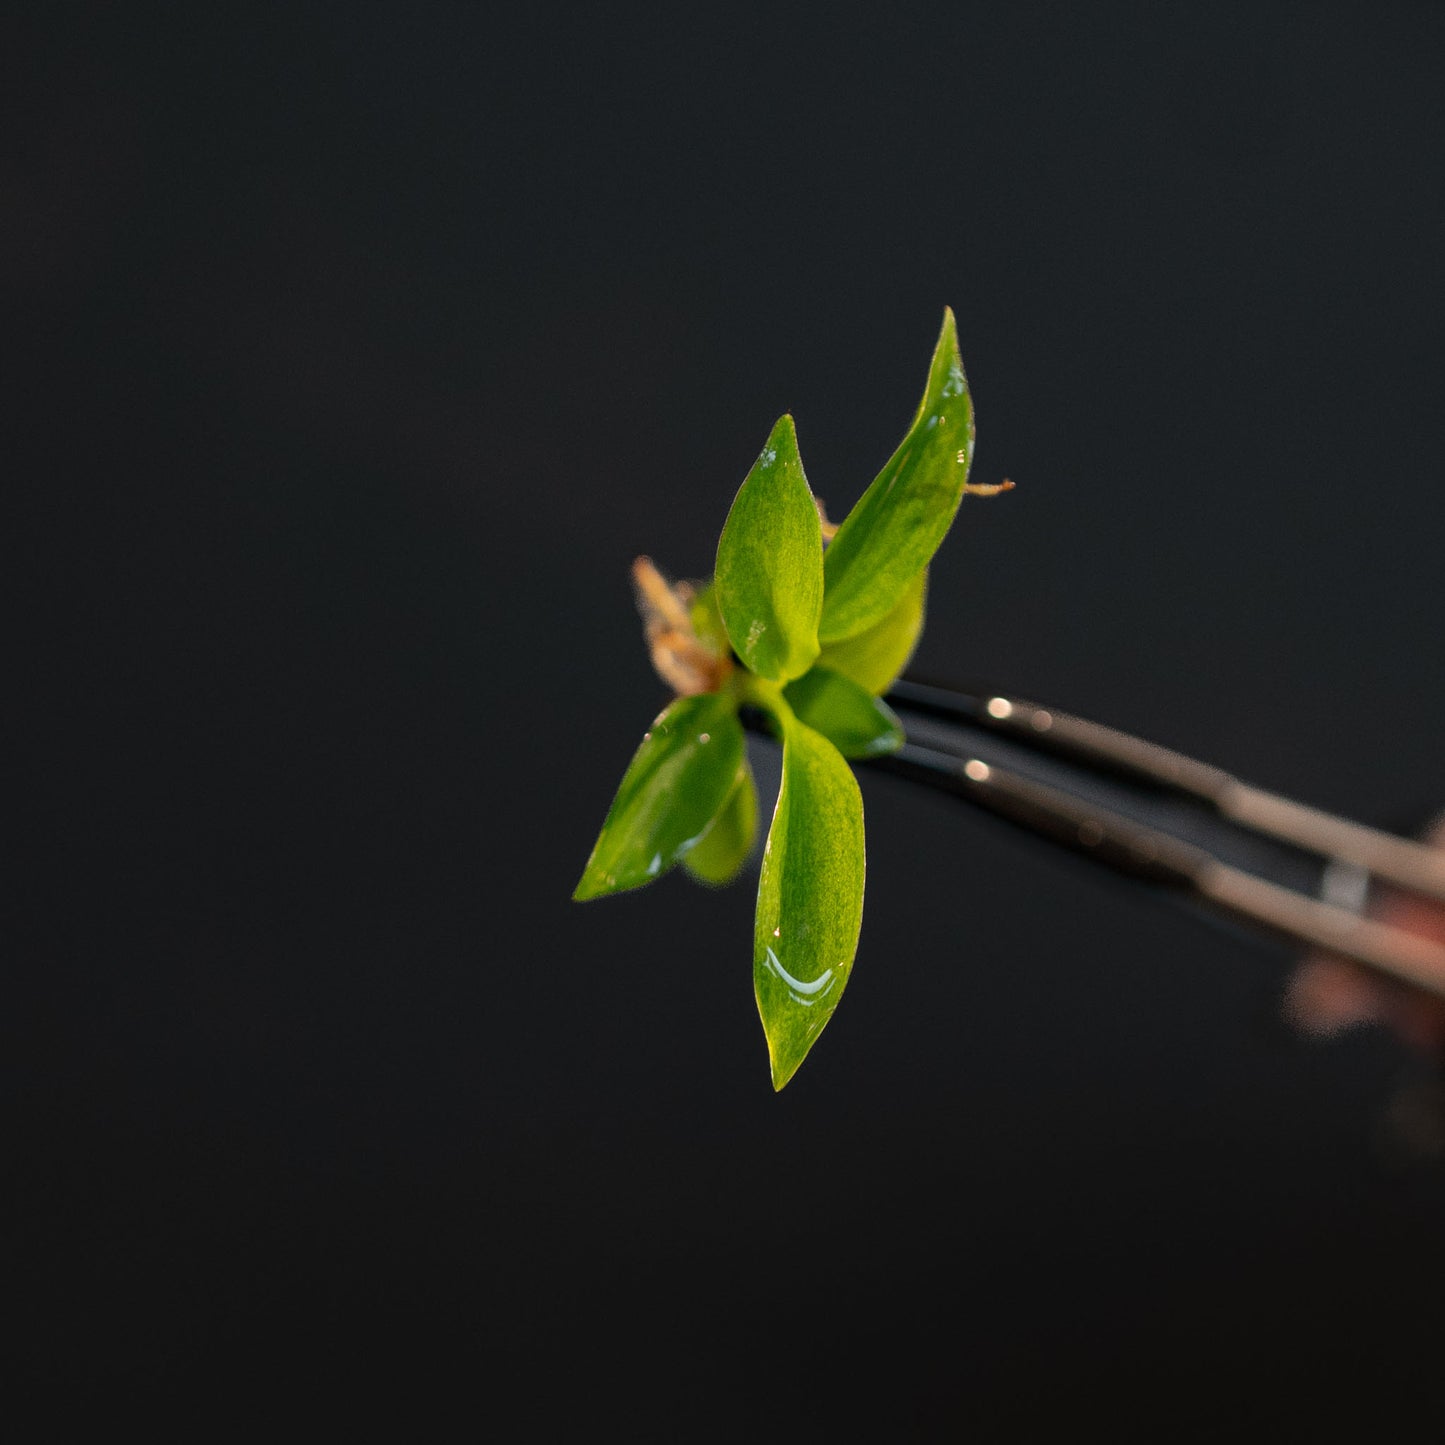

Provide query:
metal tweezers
left=873, top=678, right=1445, bottom=1002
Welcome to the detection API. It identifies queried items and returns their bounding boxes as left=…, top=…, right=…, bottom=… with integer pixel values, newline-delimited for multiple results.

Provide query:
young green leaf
left=715, top=414, right=823, bottom=682
left=816, top=566, right=927, bottom=696
left=688, top=582, right=730, bottom=659
left=683, top=759, right=757, bottom=886
left=574, top=693, right=744, bottom=900
left=818, top=308, right=974, bottom=644
left=782, top=666, right=904, bottom=759
left=753, top=705, right=865, bottom=1090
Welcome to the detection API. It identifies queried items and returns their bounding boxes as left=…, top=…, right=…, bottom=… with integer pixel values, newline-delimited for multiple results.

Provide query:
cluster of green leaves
left=575, top=309, right=979, bottom=1089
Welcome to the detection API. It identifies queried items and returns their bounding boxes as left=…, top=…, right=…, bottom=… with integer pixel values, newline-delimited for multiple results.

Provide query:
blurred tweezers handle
left=877, top=679, right=1445, bottom=1002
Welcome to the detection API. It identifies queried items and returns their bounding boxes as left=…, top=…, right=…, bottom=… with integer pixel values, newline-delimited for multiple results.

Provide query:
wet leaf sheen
left=574, top=693, right=744, bottom=899
left=715, top=414, right=823, bottom=682
left=819, top=308, right=973, bottom=643
left=754, top=706, right=865, bottom=1089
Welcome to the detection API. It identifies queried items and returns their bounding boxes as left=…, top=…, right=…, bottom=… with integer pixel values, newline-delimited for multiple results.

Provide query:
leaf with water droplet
left=816, top=566, right=927, bottom=696
left=819, top=309, right=973, bottom=644
left=683, top=759, right=757, bottom=886
left=574, top=693, right=744, bottom=900
left=753, top=703, right=865, bottom=1089
left=715, top=414, right=823, bottom=682
left=783, top=666, right=904, bottom=759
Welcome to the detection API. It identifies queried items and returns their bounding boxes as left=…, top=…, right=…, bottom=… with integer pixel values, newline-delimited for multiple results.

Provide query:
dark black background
left=10, top=2, right=1445, bottom=1433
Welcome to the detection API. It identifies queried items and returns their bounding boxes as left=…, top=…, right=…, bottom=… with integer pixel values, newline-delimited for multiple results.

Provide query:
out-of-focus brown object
left=630, top=556, right=733, bottom=698
left=1285, top=813, right=1445, bottom=1053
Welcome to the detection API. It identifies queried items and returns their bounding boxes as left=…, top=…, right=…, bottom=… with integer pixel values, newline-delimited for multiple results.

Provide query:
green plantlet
left=574, top=309, right=1011, bottom=1089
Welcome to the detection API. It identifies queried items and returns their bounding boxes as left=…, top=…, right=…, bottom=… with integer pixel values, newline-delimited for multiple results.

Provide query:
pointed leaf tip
left=715, top=415, right=824, bottom=682
left=819, top=312, right=974, bottom=644
left=574, top=693, right=745, bottom=900
left=753, top=708, right=865, bottom=1089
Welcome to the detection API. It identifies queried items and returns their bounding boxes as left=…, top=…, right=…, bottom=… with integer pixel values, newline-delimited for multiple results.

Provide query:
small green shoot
left=575, top=310, right=1011, bottom=1088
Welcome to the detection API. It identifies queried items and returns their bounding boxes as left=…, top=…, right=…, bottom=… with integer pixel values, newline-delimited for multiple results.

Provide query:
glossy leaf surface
left=574, top=693, right=744, bottom=900
left=816, top=566, right=927, bottom=696
left=783, top=666, right=904, bottom=759
left=819, top=309, right=974, bottom=643
left=683, top=759, right=757, bottom=886
left=715, top=414, right=823, bottom=682
left=754, top=708, right=865, bottom=1089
